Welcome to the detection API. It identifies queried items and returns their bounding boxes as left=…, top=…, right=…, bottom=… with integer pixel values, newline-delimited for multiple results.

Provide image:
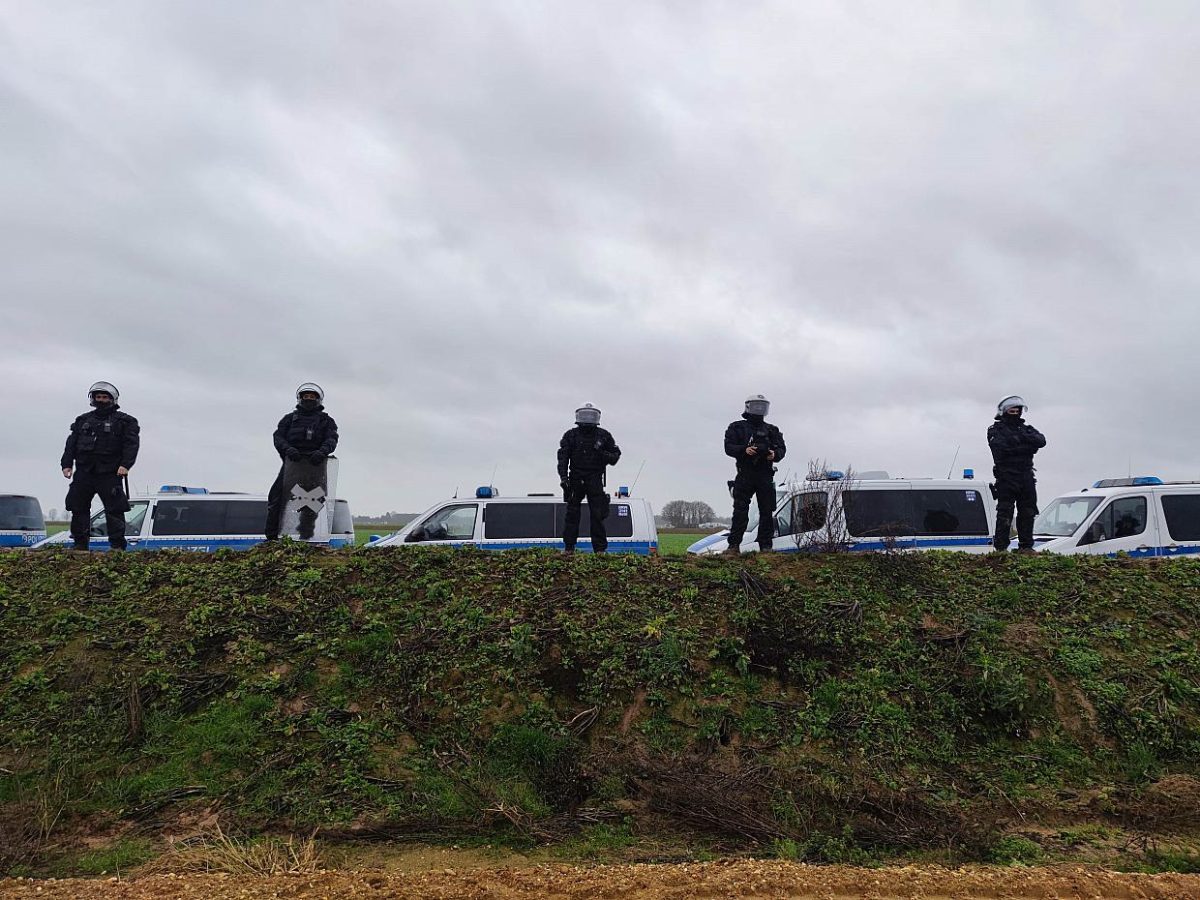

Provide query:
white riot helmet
left=88, top=381, right=119, bottom=404
left=575, top=403, right=601, bottom=426
left=744, top=394, right=770, bottom=417
left=296, top=382, right=325, bottom=402
left=996, top=395, right=1027, bottom=417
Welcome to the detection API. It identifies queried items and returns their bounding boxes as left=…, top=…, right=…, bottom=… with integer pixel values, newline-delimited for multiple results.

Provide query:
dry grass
left=140, top=825, right=323, bottom=876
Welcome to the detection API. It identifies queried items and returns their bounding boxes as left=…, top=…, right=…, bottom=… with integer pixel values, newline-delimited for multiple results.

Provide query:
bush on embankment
left=2, top=547, right=1200, bottom=873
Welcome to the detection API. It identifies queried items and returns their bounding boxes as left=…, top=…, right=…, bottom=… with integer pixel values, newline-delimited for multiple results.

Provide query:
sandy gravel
left=4, top=861, right=1200, bottom=899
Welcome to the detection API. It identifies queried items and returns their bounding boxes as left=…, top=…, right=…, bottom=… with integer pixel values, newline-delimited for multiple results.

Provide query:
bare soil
left=4, top=861, right=1200, bottom=899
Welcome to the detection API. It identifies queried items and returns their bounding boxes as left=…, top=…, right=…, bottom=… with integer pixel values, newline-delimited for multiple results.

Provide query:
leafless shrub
left=787, top=460, right=857, bottom=553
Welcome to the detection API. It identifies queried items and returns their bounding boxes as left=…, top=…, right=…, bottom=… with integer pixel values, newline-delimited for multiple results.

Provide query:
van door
left=1157, top=490, right=1200, bottom=559
left=1073, top=494, right=1159, bottom=557
left=776, top=490, right=832, bottom=552
left=405, top=503, right=479, bottom=546
left=842, top=486, right=915, bottom=550
left=483, top=502, right=557, bottom=547
left=86, top=500, right=150, bottom=548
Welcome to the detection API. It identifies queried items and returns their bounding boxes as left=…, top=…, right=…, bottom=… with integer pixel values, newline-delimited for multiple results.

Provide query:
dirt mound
left=4, top=862, right=1200, bottom=899
left=3, top=549, right=1200, bottom=875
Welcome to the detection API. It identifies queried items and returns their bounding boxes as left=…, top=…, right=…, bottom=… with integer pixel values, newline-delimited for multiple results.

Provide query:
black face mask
left=298, top=399, right=321, bottom=413
left=91, top=398, right=116, bottom=415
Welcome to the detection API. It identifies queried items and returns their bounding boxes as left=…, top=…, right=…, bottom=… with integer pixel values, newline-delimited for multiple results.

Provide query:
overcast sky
left=3, top=1, right=1198, bottom=521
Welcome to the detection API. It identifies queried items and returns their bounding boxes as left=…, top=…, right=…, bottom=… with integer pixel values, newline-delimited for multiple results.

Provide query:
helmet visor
left=575, top=407, right=601, bottom=425
left=998, top=395, right=1027, bottom=415
left=745, top=399, right=770, bottom=416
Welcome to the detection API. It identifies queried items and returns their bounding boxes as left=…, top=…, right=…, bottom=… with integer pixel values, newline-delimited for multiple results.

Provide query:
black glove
left=285, top=447, right=302, bottom=461
left=561, top=479, right=570, bottom=501
left=309, top=451, right=326, bottom=465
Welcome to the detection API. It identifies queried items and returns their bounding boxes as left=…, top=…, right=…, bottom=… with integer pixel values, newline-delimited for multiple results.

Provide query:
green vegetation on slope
left=2, top=548, right=1199, bottom=874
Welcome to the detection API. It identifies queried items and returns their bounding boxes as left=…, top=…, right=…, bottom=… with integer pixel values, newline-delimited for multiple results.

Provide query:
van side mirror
left=1080, top=522, right=1105, bottom=546
left=406, top=527, right=425, bottom=543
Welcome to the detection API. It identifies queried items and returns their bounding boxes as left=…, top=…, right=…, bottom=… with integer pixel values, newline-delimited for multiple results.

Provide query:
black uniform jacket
left=724, top=414, right=786, bottom=474
left=557, top=425, right=621, bottom=480
left=987, top=415, right=1046, bottom=478
left=60, top=406, right=140, bottom=474
left=273, top=405, right=339, bottom=459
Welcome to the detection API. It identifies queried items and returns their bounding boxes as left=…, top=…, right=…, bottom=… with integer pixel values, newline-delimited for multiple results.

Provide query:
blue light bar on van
left=1092, top=476, right=1163, bottom=488
left=158, top=485, right=208, bottom=494
left=616, top=485, right=630, bottom=497
left=476, top=485, right=496, bottom=498
left=963, top=469, right=974, bottom=480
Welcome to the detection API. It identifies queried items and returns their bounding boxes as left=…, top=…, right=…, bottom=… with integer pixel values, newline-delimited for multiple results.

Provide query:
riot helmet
left=296, top=382, right=324, bottom=402
left=88, top=381, right=119, bottom=406
left=575, top=403, right=601, bottom=426
left=996, top=395, right=1027, bottom=417
left=744, top=394, right=770, bottom=417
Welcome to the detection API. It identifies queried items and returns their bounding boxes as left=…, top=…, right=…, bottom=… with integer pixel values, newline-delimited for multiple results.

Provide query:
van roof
left=1076, top=482, right=1200, bottom=496
left=444, top=494, right=647, bottom=503
left=788, top=478, right=985, bottom=489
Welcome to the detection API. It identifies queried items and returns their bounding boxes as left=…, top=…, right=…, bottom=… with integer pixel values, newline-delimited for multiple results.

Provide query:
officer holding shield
left=60, top=381, right=140, bottom=550
left=558, top=404, right=621, bottom=554
left=264, top=383, right=339, bottom=540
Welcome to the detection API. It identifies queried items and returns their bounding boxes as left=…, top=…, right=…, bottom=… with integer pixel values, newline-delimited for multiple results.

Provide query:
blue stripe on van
left=46, top=536, right=354, bottom=552
left=0, top=531, right=46, bottom=547
left=775, top=536, right=995, bottom=553
left=414, top=540, right=656, bottom=555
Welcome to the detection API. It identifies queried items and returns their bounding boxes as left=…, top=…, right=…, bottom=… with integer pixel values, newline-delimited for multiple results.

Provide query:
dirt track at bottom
left=4, top=861, right=1200, bottom=899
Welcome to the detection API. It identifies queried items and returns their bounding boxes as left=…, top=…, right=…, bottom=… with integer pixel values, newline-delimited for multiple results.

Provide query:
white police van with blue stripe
left=690, top=470, right=996, bottom=555
left=1027, top=477, right=1200, bottom=558
left=367, top=486, right=658, bottom=554
left=34, top=485, right=355, bottom=551
left=0, top=495, right=46, bottom=548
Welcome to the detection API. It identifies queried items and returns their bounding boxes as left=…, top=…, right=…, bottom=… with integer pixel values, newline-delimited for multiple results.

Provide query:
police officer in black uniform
left=264, top=382, right=339, bottom=540
left=988, top=394, right=1046, bottom=552
left=724, top=394, right=786, bottom=555
left=60, top=381, right=140, bottom=551
left=557, top=403, right=621, bottom=554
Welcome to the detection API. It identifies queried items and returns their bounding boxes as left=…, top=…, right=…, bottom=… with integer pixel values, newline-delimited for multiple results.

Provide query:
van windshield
left=0, top=497, right=44, bottom=530
left=1034, top=496, right=1102, bottom=537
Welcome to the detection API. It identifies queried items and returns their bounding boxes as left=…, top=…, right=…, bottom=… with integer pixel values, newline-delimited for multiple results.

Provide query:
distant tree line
left=660, top=500, right=718, bottom=528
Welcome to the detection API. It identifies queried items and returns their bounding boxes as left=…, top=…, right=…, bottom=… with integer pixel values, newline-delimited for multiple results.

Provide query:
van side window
left=225, top=501, right=269, bottom=534
left=1160, top=495, right=1200, bottom=542
left=843, top=490, right=914, bottom=537
left=553, top=503, right=634, bottom=539
left=1079, top=496, right=1148, bottom=545
left=911, top=489, right=988, bottom=536
left=152, top=500, right=269, bottom=536
left=411, top=504, right=478, bottom=542
left=484, top=503, right=556, bottom=539
left=92, top=502, right=149, bottom=537
left=797, top=492, right=827, bottom=532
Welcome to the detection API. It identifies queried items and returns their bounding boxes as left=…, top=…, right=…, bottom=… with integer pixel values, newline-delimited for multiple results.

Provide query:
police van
left=1027, top=477, right=1200, bottom=558
left=33, top=485, right=355, bottom=551
left=366, top=486, right=658, bottom=554
left=689, top=471, right=996, bottom=555
left=0, top=494, right=46, bottom=548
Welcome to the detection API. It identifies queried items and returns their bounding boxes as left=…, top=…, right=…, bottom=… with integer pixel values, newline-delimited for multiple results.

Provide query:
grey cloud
left=2, top=1, right=1198, bottom=520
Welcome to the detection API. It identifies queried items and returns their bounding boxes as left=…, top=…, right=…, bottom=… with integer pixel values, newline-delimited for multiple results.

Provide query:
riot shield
left=279, top=456, right=339, bottom=541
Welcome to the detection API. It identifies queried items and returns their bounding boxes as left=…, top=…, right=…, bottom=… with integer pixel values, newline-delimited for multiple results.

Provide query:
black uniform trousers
left=729, top=469, right=777, bottom=550
left=994, top=471, right=1038, bottom=551
left=265, top=463, right=321, bottom=540
left=67, top=469, right=129, bottom=550
left=563, top=473, right=610, bottom=552
left=264, top=464, right=288, bottom=539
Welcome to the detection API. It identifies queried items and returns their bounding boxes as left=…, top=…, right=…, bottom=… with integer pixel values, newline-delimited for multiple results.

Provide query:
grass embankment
left=2, top=549, right=1200, bottom=876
